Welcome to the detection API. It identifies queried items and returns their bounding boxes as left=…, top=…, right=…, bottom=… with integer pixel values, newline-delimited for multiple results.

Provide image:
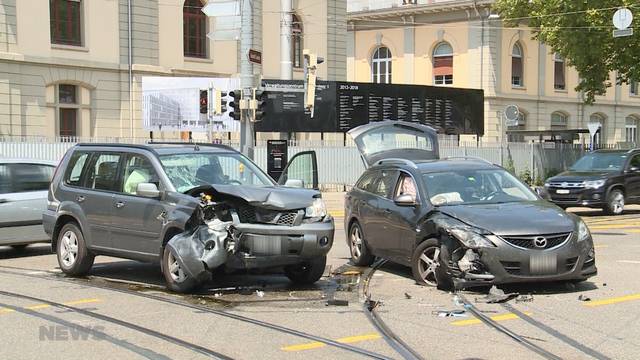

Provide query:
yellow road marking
left=26, top=304, right=50, bottom=310
left=0, top=308, right=15, bottom=314
left=0, top=298, right=101, bottom=315
left=450, top=312, right=532, bottom=326
left=594, top=244, right=608, bottom=249
left=281, top=333, right=381, bottom=352
left=329, top=210, right=345, bottom=218
left=589, top=224, right=640, bottom=230
left=584, top=294, right=640, bottom=307
left=64, top=298, right=101, bottom=306
left=625, top=229, right=640, bottom=233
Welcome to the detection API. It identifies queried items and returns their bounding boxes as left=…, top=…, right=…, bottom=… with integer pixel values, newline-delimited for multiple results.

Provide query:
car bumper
left=546, top=187, right=606, bottom=207
left=450, top=237, right=597, bottom=289
left=42, top=210, right=56, bottom=236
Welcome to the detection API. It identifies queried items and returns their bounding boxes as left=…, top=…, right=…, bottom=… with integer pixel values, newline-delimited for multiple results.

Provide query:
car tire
left=10, top=244, right=28, bottom=251
left=162, top=247, right=198, bottom=293
left=56, top=222, right=94, bottom=276
left=411, top=239, right=440, bottom=287
left=603, top=189, right=624, bottom=215
left=284, top=256, right=327, bottom=285
left=348, top=221, right=375, bottom=266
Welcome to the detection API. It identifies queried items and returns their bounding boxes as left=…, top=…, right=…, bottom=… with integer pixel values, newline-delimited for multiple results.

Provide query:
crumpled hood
left=438, top=201, right=576, bottom=236
left=210, top=184, right=319, bottom=210
left=548, top=171, right=612, bottom=182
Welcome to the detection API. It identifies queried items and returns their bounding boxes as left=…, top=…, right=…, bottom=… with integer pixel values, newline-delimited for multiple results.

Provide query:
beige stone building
left=347, top=0, right=640, bottom=145
left=0, top=0, right=346, bottom=140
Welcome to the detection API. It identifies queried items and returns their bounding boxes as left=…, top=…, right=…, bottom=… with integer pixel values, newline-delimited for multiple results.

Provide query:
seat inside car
left=94, top=161, right=118, bottom=190
left=195, top=163, right=225, bottom=185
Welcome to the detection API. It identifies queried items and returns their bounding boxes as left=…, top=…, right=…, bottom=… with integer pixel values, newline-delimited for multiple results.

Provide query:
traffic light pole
left=239, top=0, right=261, bottom=160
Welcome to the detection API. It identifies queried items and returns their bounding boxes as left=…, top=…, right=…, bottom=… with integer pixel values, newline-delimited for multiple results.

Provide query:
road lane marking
left=64, top=298, right=101, bottom=306
left=625, top=229, right=640, bottom=233
left=584, top=294, right=640, bottom=307
left=450, top=312, right=532, bottom=326
left=594, top=244, right=608, bottom=249
left=617, top=260, right=640, bottom=264
left=589, top=224, right=640, bottom=230
left=281, top=333, right=381, bottom=351
left=329, top=210, right=345, bottom=218
left=0, top=298, right=101, bottom=316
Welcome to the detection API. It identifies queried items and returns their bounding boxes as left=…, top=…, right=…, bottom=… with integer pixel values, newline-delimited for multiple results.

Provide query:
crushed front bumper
left=448, top=236, right=597, bottom=289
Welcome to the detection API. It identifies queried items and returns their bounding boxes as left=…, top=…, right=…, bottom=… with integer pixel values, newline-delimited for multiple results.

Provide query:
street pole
left=280, top=0, right=292, bottom=80
left=239, top=0, right=262, bottom=159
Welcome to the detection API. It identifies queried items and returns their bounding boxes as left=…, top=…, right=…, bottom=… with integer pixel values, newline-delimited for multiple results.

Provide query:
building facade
left=0, top=0, right=346, bottom=140
left=347, top=0, right=640, bottom=145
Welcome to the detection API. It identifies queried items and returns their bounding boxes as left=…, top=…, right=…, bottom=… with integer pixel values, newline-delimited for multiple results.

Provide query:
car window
left=395, top=173, right=417, bottom=199
left=5, top=164, right=54, bottom=193
left=0, top=164, right=11, bottom=194
left=570, top=152, right=627, bottom=172
left=372, top=170, right=398, bottom=199
left=630, top=155, right=640, bottom=168
left=355, top=171, right=377, bottom=192
left=86, top=153, right=122, bottom=192
left=65, top=152, right=90, bottom=187
left=123, top=154, right=159, bottom=195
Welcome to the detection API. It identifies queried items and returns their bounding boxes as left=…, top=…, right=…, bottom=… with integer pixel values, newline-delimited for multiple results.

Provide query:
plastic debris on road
left=475, top=285, right=519, bottom=304
left=433, top=309, right=467, bottom=317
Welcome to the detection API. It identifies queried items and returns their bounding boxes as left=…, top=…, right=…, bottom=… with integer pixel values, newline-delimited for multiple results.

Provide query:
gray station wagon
left=43, top=143, right=334, bottom=292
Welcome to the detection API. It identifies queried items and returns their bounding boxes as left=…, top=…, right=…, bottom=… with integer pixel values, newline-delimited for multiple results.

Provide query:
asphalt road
left=0, top=207, right=639, bottom=359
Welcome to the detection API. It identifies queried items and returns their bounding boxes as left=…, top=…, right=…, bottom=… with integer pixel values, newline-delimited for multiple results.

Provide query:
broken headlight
left=577, top=219, right=591, bottom=242
left=305, top=198, right=327, bottom=218
left=449, top=228, right=495, bottom=249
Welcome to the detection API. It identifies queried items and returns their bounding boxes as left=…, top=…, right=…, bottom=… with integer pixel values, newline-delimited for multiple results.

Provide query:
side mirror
left=136, top=183, right=160, bottom=198
left=394, top=194, right=417, bottom=206
left=629, top=166, right=640, bottom=173
left=284, top=178, right=304, bottom=188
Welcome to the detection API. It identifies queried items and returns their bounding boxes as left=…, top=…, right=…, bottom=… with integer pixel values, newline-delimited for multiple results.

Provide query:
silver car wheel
left=611, top=192, right=624, bottom=214
left=167, top=252, right=187, bottom=283
left=350, top=226, right=363, bottom=259
left=60, top=230, right=79, bottom=267
left=417, top=247, right=440, bottom=286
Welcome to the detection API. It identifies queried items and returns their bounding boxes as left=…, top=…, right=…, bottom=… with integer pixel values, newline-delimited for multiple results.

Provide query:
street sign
left=612, top=8, right=633, bottom=38
left=587, top=122, right=601, bottom=151
left=248, top=49, right=262, bottom=65
left=202, top=0, right=240, bottom=17
left=613, top=28, right=634, bottom=38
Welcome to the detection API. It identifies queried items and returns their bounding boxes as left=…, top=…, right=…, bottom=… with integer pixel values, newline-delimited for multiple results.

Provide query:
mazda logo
left=533, top=237, right=548, bottom=248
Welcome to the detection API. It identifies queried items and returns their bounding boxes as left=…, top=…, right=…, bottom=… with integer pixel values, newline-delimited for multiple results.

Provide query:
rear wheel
left=56, top=223, right=94, bottom=276
left=284, top=256, right=326, bottom=285
left=349, top=222, right=375, bottom=266
left=162, top=247, right=198, bottom=293
left=411, top=239, right=440, bottom=287
left=603, top=189, right=624, bottom=215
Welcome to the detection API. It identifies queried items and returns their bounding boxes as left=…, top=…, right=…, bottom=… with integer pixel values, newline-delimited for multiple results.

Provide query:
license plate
left=556, top=189, right=570, bottom=194
left=530, top=254, right=557, bottom=275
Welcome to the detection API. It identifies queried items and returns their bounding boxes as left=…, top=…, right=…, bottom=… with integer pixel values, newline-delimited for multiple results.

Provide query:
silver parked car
left=0, top=159, right=57, bottom=249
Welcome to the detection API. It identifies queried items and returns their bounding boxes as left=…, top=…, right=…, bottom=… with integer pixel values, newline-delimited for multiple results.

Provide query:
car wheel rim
left=350, top=226, right=362, bottom=260
left=167, top=252, right=187, bottom=283
left=611, top=193, right=624, bottom=214
left=60, top=230, right=78, bottom=268
left=418, top=247, right=439, bottom=286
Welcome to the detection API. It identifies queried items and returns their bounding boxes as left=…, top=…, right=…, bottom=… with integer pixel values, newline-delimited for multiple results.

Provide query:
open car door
left=347, top=121, right=439, bottom=168
left=277, top=151, right=319, bottom=190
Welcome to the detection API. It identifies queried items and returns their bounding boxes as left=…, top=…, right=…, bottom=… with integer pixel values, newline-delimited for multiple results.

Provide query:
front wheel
left=603, top=189, right=624, bottom=215
left=284, top=256, right=327, bottom=285
left=56, top=222, right=94, bottom=276
left=411, top=239, right=440, bottom=287
left=162, top=247, right=198, bottom=293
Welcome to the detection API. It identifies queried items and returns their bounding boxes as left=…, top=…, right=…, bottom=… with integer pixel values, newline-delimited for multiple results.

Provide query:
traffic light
left=251, top=89, right=267, bottom=122
left=214, top=90, right=228, bottom=115
left=229, top=90, right=242, bottom=121
left=303, top=49, right=324, bottom=117
left=199, top=90, right=208, bottom=114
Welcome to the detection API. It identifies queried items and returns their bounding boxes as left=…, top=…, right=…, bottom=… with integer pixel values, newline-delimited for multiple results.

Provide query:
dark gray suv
left=344, top=121, right=596, bottom=290
left=43, top=143, right=334, bottom=292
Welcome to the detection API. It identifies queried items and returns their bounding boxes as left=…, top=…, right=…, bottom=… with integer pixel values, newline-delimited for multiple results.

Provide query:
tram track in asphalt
left=0, top=265, right=391, bottom=360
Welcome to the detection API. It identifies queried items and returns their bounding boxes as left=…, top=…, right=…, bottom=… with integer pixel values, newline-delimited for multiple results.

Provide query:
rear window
left=64, top=151, right=91, bottom=187
left=0, top=163, right=54, bottom=194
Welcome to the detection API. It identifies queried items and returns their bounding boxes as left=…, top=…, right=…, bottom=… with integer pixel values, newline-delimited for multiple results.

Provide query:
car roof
left=75, top=142, right=238, bottom=156
left=592, top=148, right=639, bottom=154
left=0, top=158, right=58, bottom=166
left=370, top=157, right=498, bottom=172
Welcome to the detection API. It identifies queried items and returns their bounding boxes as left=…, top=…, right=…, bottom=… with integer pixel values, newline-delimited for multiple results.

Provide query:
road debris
left=404, top=292, right=412, bottom=299
left=475, top=286, right=519, bottom=304
left=515, top=295, right=534, bottom=303
left=578, top=295, right=591, bottom=302
left=256, top=290, right=265, bottom=298
left=433, top=309, right=467, bottom=317
left=326, top=299, right=349, bottom=306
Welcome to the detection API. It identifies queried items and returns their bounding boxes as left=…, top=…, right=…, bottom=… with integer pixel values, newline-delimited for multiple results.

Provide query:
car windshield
left=569, top=153, right=627, bottom=172
left=422, top=168, right=538, bottom=206
left=159, top=152, right=274, bottom=193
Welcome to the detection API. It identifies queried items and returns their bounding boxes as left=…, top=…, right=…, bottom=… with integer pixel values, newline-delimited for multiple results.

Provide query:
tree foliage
left=494, top=0, right=640, bottom=104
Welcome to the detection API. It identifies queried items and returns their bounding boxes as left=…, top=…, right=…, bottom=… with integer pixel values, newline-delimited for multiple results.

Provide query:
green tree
left=494, top=0, right=640, bottom=104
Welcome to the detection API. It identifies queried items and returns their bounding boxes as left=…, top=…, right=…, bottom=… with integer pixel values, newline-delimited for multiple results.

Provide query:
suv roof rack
left=375, top=158, right=418, bottom=169
left=146, top=141, right=237, bottom=152
left=444, top=156, right=494, bottom=165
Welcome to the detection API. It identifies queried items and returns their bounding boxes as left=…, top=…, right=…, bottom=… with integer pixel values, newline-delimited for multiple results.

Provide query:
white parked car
left=0, top=159, right=57, bottom=249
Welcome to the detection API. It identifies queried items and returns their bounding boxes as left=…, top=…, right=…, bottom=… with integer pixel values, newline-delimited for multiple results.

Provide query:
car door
left=383, top=171, right=422, bottom=265
left=366, top=169, right=399, bottom=259
left=347, top=121, right=439, bottom=168
left=277, top=151, right=318, bottom=189
left=111, top=152, right=166, bottom=257
left=0, top=163, right=55, bottom=244
left=625, top=154, right=640, bottom=201
left=348, top=171, right=381, bottom=254
left=66, top=152, right=122, bottom=250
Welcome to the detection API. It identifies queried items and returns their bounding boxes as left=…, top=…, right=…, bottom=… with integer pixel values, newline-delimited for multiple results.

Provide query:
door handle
left=115, top=201, right=125, bottom=209
left=76, top=196, right=85, bottom=203
left=0, top=198, right=8, bottom=204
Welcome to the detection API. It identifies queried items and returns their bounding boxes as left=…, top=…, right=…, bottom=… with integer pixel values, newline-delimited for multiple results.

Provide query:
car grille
left=547, top=181, right=584, bottom=188
left=500, top=233, right=571, bottom=250
left=501, top=261, right=522, bottom=275
left=237, top=205, right=300, bottom=226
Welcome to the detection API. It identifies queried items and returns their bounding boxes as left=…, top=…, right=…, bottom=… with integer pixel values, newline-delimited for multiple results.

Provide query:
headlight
left=584, top=180, right=605, bottom=189
left=577, top=219, right=591, bottom=242
left=449, top=228, right=495, bottom=248
left=305, top=198, right=327, bottom=218
left=544, top=182, right=550, bottom=188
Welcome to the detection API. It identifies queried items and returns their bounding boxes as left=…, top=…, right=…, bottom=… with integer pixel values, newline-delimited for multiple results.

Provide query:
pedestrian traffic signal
left=229, top=90, right=242, bottom=121
left=214, top=90, right=228, bottom=115
left=252, top=89, right=267, bottom=121
left=200, top=90, right=208, bottom=114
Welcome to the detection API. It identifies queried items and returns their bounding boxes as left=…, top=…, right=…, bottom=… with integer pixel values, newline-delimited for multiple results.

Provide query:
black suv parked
left=544, top=149, right=640, bottom=215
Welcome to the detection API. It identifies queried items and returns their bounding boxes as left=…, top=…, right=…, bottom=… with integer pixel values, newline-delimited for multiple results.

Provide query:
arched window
left=551, top=111, right=568, bottom=129
left=590, top=113, right=606, bottom=146
left=511, top=42, right=523, bottom=87
left=554, top=54, right=565, bottom=90
left=184, top=0, right=207, bottom=58
left=292, top=14, right=303, bottom=68
left=371, top=46, right=392, bottom=84
left=433, top=42, right=453, bottom=85
left=626, top=115, right=639, bottom=144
